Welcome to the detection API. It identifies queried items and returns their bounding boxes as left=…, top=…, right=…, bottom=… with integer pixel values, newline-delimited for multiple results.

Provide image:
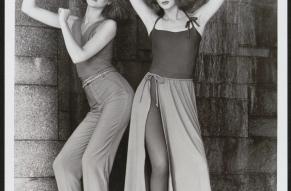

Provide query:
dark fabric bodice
left=149, top=15, right=201, bottom=78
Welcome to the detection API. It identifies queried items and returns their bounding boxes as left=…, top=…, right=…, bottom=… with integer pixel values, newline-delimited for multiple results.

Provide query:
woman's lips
left=161, top=1, right=169, bottom=5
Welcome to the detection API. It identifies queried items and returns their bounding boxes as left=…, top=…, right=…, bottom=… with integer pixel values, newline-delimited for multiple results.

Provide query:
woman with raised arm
left=21, top=0, right=133, bottom=191
left=125, top=0, right=224, bottom=191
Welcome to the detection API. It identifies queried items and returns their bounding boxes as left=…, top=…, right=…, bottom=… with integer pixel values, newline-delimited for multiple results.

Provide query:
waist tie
left=82, top=68, right=116, bottom=88
left=140, top=73, right=165, bottom=108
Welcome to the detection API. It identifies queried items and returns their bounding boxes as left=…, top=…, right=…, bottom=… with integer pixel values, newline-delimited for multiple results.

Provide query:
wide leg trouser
left=53, top=72, right=133, bottom=191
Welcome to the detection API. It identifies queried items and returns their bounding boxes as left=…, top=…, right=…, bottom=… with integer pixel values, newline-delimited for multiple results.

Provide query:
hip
left=83, top=71, right=134, bottom=108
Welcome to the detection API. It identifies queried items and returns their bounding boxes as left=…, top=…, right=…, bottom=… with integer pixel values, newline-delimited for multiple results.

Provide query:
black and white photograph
left=4, top=0, right=288, bottom=190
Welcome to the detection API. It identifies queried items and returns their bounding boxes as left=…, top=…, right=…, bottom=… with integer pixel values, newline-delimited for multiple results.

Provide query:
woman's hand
left=58, top=8, right=71, bottom=26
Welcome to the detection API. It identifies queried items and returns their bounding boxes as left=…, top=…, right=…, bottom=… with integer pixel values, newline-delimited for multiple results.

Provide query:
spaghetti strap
left=183, top=10, right=200, bottom=28
left=153, top=17, right=161, bottom=30
left=149, top=17, right=162, bottom=36
left=183, top=10, right=201, bottom=38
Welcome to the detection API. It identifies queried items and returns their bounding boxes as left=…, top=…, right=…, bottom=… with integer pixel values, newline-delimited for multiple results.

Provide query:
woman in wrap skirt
left=125, top=0, right=224, bottom=191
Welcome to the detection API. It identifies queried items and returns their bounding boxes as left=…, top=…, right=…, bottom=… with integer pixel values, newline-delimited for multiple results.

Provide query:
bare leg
left=145, top=79, right=169, bottom=191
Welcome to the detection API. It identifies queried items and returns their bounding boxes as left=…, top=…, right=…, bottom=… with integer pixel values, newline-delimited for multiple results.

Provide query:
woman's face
left=155, top=0, right=176, bottom=10
left=86, top=0, right=110, bottom=8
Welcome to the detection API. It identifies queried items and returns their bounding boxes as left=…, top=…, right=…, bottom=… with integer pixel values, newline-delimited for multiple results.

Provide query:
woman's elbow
left=71, top=54, right=88, bottom=64
left=21, top=4, right=28, bottom=14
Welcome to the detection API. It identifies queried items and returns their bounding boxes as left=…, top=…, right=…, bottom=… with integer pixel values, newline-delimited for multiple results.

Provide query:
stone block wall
left=15, top=0, right=277, bottom=190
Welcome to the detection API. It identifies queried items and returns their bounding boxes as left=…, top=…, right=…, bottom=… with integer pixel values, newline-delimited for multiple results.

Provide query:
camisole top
left=149, top=12, right=201, bottom=79
left=71, top=18, right=114, bottom=81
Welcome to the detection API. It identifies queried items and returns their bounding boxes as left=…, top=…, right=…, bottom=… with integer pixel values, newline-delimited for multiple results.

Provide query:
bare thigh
left=145, top=79, right=168, bottom=170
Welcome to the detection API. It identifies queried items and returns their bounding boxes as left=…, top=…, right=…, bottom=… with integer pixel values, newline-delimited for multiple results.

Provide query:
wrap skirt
left=124, top=72, right=212, bottom=191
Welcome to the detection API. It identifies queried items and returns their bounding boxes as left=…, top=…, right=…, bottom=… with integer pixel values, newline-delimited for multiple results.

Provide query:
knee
left=82, top=151, right=105, bottom=172
left=151, top=157, right=169, bottom=176
left=53, top=154, right=76, bottom=176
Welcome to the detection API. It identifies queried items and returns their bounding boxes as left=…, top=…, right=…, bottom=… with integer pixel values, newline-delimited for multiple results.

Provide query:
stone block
left=254, top=58, right=277, bottom=84
left=238, top=3, right=256, bottom=46
left=57, top=52, right=73, bottom=95
left=249, top=85, right=277, bottom=116
left=197, top=98, right=248, bottom=137
left=237, top=47, right=270, bottom=57
left=15, top=178, right=57, bottom=191
left=204, top=137, right=276, bottom=174
left=15, top=141, right=64, bottom=177
left=210, top=173, right=276, bottom=191
left=114, top=15, right=138, bottom=60
left=254, top=4, right=277, bottom=48
left=194, top=55, right=255, bottom=84
left=15, top=56, right=57, bottom=85
left=59, top=111, right=72, bottom=140
left=204, top=138, right=249, bottom=173
left=210, top=174, right=248, bottom=191
left=249, top=117, right=277, bottom=137
left=16, top=26, right=58, bottom=57
left=15, top=85, right=58, bottom=140
left=58, top=92, right=71, bottom=112
left=247, top=173, right=277, bottom=191
left=200, top=22, right=238, bottom=55
left=203, top=138, right=224, bottom=173
left=246, top=138, right=277, bottom=173
left=211, top=0, right=240, bottom=24
left=194, top=83, right=248, bottom=99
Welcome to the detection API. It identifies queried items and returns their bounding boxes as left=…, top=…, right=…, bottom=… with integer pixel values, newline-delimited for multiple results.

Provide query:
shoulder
left=101, top=19, right=117, bottom=29
left=89, top=19, right=117, bottom=39
left=95, top=19, right=117, bottom=33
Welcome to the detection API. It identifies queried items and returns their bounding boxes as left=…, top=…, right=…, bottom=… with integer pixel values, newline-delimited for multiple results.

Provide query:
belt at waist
left=82, top=67, right=117, bottom=88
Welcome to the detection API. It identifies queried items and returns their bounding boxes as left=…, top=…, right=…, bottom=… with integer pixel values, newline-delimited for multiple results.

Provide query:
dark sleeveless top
left=71, top=18, right=114, bottom=81
left=149, top=12, right=201, bottom=79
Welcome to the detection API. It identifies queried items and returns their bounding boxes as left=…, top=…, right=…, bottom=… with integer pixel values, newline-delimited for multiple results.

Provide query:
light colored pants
left=53, top=71, right=133, bottom=191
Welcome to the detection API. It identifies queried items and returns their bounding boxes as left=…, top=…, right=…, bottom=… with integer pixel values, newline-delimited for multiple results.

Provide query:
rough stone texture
left=15, top=56, right=57, bottom=85
left=15, top=85, right=58, bottom=140
left=15, top=178, right=58, bottom=191
left=194, top=83, right=248, bottom=99
left=15, top=141, right=64, bottom=177
left=197, top=98, right=248, bottom=137
left=204, top=138, right=276, bottom=174
left=58, top=111, right=72, bottom=140
left=249, top=85, right=277, bottom=116
left=210, top=173, right=276, bottom=191
left=249, top=117, right=277, bottom=137
left=193, top=55, right=255, bottom=84
left=15, top=26, right=58, bottom=57
left=15, top=0, right=277, bottom=190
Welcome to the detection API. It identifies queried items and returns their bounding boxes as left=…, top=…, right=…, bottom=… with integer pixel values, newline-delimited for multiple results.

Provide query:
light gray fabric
left=53, top=71, right=133, bottom=191
left=125, top=72, right=211, bottom=191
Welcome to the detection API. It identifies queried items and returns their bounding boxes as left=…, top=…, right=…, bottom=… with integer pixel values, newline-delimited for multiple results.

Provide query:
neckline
left=78, top=18, right=104, bottom=37
left=150, top=11, right=202, bottom=38
left=75, top=18, right=104, bottom=45
left=150, top=26, right=201, bottom=39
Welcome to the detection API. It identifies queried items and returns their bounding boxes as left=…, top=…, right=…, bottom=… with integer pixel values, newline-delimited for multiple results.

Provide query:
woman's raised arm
left=129, top=0, right=158, bottom=34
left=189, top=0, right=225, bottom=35
left=58, top=8, right=117, bottom=64
left=21, top=0, right=61, bottom=28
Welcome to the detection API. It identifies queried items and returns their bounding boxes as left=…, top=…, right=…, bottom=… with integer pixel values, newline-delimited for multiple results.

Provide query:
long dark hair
left=145, top=0, right=200, bottom=16
left=102, top=0, right=130, bottom=21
